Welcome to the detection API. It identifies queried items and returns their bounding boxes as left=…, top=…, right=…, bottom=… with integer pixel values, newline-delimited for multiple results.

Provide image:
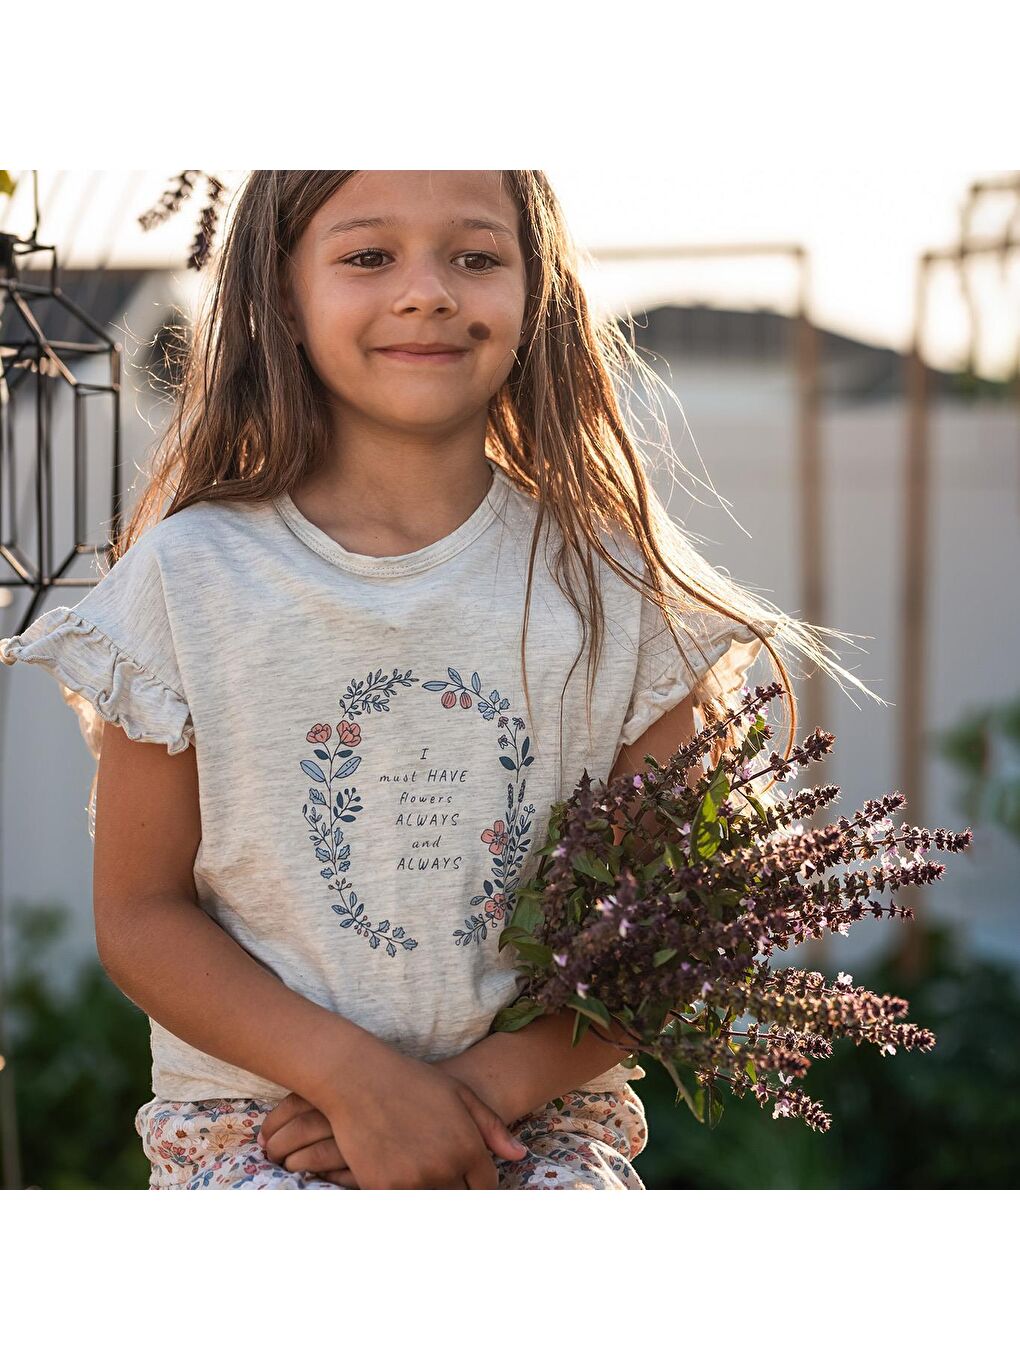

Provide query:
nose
left=391, top=263, right=459, bottom=316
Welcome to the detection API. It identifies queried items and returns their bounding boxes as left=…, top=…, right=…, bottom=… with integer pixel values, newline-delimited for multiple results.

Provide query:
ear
left=278, top=273, right=303, bottom=347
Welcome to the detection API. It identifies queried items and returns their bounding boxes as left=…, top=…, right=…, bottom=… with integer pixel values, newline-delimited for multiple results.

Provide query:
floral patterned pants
left=134, top=1084, right=649, bottom=1190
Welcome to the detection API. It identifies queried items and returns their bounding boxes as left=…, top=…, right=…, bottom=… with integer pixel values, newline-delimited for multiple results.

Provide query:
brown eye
left=457, top=252, right=501, bottom=272
left=343, top=250, right=388, bottom=268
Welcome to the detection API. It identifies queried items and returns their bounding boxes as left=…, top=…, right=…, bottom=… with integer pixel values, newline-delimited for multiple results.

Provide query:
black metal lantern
left=0, top=227, right=122, bottom=636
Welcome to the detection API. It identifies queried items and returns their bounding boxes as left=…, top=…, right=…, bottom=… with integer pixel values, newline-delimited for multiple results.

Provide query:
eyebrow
left=321, top=215, right=516, bottom=242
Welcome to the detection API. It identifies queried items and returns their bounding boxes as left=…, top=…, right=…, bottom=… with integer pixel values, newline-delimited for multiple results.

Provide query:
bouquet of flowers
left=491, top=681, right=973, bottom=1132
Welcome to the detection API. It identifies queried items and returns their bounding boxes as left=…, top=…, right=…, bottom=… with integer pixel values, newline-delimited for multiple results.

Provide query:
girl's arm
left=93, top=722, right=386, bottom=1108
left=443, top=693, right=699, bottom=1124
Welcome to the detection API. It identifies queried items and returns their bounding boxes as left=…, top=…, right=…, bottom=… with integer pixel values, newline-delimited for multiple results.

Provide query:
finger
left=328, top=1169, right=360, bottom=1189
left=458, top=1086, right=528, bottom=1162
left=259, top=1092, right=314, bottom=1145
left=263, top=1109, right=333, bottom=1163
left=282, top=1138, right=347, bottom=1175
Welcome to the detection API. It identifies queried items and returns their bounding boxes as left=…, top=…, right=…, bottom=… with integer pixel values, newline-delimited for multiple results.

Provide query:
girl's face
left=282, top=171, right=529, bottom=434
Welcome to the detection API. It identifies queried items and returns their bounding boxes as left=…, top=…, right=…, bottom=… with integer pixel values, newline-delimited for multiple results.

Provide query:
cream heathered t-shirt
left=0, top=457, right=771, bottom=1102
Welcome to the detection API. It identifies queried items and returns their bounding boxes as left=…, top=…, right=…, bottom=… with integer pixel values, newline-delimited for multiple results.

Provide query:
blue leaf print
left=423, top=663, right=540, bottom=950
left=302, top=677, right=421, bottom=962
left=378, top=919, right=390, bottom=933
left=393, top=927, right=405, bottom=939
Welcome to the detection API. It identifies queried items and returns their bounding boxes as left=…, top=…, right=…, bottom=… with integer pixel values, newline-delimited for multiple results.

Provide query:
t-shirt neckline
left=273, top=457, right=510, bottom=578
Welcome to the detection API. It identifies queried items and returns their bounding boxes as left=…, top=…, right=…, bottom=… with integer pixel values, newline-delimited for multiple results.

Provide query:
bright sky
left=2, top=3, right=1016, bottom=379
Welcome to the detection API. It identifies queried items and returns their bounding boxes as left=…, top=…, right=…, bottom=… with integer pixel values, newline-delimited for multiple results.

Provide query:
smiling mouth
left=375, top=349, right=468, bottom=364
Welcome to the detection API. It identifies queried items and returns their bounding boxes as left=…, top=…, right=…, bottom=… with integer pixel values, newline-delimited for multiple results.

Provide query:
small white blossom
left=552, top=951, right=568, bottom=968
left=879, top=1041, right=897, bottom=1057
left=836, top=971, right=854, bottom=986
left=575, top=981, right=590, bottom=998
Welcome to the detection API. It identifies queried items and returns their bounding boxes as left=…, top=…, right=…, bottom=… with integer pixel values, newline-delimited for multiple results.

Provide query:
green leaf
left=490, top=998, right=547, bottom=1031
left=690, top=774, right=729, bottom=862
left=571, top=1009, right=592, bottom=1045
left=740, top=789, right=770, bottom=824
left=653, top=947, right=678, bottom=967
left=507, top=894, right=545, bottom=937
left=662, top=842, right=685, bottom=872
left=567, top=993, right=614, bottom=1031
left=509, top=940, right=554, bottom=967
left=571, top=850, right=615, bottom=885
left=707, top=1084, right=725, bottom=1129
left=638, top=853, right=667, bottom=882
left=741, top=725, right=767, bottom=758
left=661, top=1056, right=704, bottom=1123
left=496, top=924, right=535, bottom=948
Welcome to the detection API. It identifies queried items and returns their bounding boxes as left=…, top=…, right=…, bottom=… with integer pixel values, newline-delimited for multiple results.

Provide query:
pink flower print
left=306, top=723, right=332, bottom=744
left=485, top=892, right=508, bottom=921
left=481, top=819, right=509, bottom=855
left=459, top=691, right=473, bottom=709
left=337, top=719, right=362, bottom=747
left=441, top=691, right=458, bottom=709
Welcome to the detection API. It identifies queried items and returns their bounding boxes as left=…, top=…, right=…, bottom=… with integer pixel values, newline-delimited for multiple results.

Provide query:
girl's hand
left=258, top=1091, right=352, bottom=1184
left=260, top=1052, right=528, bottom=1188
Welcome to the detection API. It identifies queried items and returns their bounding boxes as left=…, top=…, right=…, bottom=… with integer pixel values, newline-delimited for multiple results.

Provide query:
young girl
left=0, top=171, right=874, bottom=1190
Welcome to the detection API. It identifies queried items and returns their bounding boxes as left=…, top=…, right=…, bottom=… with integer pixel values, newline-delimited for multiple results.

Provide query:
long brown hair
left=116, top=170, right=884, bottom=798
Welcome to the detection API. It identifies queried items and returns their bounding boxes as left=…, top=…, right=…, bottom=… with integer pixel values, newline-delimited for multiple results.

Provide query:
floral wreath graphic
left=420, top=667, right=536, bottom=948
left=300, top=665, right=536, bottom=957
left=300, top=668, right=421, bottom=957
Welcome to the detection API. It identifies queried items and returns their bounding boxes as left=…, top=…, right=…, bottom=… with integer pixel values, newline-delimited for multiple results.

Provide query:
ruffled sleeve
left=614, top=571, right=776, bottom=763
left=0, top=532, right=194, bottom=839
